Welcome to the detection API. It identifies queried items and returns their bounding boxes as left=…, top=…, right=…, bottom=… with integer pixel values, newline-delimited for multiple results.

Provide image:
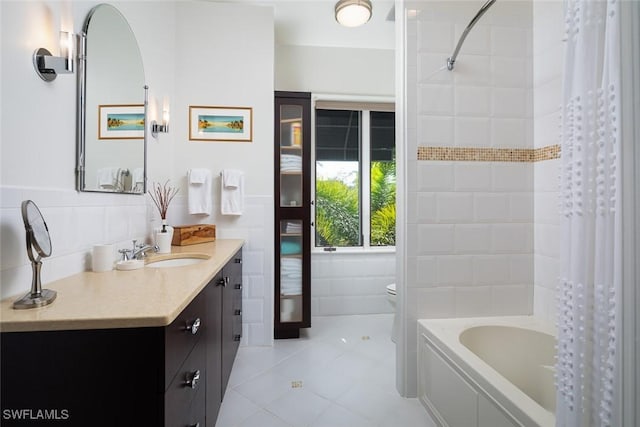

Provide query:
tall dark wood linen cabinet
left=274, top=91, right=311, bottom=339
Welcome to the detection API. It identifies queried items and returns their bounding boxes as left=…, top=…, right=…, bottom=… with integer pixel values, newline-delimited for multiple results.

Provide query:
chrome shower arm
left=447, top=0, right=496, bottom=71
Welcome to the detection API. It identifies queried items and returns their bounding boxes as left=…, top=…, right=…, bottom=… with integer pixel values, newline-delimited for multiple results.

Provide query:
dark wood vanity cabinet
left=0, top=249, right=242, bottom=427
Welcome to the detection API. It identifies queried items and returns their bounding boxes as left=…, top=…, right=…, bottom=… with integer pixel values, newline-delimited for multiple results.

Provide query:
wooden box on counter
left=172, top=224, right=216, bottom=246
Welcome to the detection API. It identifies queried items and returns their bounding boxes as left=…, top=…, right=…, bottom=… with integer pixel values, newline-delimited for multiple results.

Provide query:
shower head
left=446, top=0, right=497, bottom=71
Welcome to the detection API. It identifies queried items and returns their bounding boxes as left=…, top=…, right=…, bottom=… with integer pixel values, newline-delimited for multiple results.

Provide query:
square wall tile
left=454, top=86, right=491, bottom=117
left=415, top=256, right=437, bottom=286
left=454, top=163, right=492, bottom=191
left=417, top=224, right=454, bottom=254
left=454, top=117, right=491, bottom=147
left=437, top=193, right=474, bottom=223
left=417, top=162, right=455, bottom=191
left=416, top=192, right=437, bottom=223
left=491, top=118, right=527, bottom=148
left=418, top=20, right=454, bottom=53
left=455, top=286, right=493, bottom=317
left=416, top=287, right=455, bottom=319
left=474, top=193, right=510, bottom=223
left=419, top=116, right=454, bottom=146
left=491, top=27, right=528, bottom=57
left=492, top=224, right=533, bottom=253
left=491, top=57, right=528, bottom=88
left=473, top=255, right=510, bottom=285
left=454, top=225, right=492, bottom=254
left=492, top=163, right=533, bottom=191
left=492, top=88, right=527, bottom=118
left=491, top=284, right=532, bottom=315
left=437, top=255, right=473, bottom=285
left=509, top=192, right=534, bottom=222
left=420, top=84, right=454, bottom=115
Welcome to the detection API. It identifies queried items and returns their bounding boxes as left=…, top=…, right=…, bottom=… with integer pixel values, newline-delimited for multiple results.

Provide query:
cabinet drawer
left=165, top=339, right=206, bottom=427
left=166, top=290, right=206, bottom=389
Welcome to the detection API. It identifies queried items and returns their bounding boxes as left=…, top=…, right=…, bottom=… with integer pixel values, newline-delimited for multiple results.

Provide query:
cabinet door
left=205, top=272, right=223, bottom=427
left=274, top=91, right=311, bottom=339
left=221, top=250, right=242, bottom=395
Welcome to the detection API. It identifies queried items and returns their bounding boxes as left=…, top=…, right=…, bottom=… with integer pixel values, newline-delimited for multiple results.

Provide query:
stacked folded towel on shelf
left=281, top=241, right=301, bottom=255
left=280, top=154, right=302, bottom=172
left=285, top=221, right=302, bottom=234
left=280, top=258, right=302, bottom=296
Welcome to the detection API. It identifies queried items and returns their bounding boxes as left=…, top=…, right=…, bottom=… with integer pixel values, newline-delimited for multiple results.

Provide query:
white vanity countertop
left=0, top=239, right=244, bottom=333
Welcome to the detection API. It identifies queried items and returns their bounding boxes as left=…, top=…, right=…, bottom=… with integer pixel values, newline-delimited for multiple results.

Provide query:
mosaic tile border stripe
left=417, top=145, right=561, bottom=162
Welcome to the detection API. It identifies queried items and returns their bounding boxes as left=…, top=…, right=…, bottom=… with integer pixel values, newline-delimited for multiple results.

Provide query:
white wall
left=401, top=0, right=535, bottom=396
left=0, top=1, right=275, bottom=346
left=532, top=1, right=563, bottom=323
left=275, top=45, right=394, bottom=96
left=312, top=252, right=395, bottom=315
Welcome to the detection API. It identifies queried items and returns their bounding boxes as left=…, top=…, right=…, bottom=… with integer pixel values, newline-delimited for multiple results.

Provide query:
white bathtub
left=418, top=316, right=556, bottom=427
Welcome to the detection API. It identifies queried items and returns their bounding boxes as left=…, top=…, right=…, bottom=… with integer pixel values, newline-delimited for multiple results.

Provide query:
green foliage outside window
left=315, top=161, right=396, bottom=247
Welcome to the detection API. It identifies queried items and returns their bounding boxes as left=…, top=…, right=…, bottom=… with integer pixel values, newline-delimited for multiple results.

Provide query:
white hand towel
left=189, top=168, right=208, bottom=184
left=222, top=169, right=242, bottom=188
left=188, top=168, right=212, bottom=215
left=221, top=169, right=244, bottom=215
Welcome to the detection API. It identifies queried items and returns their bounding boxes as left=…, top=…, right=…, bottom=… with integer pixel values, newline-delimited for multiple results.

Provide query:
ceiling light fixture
left=335, top=0, right=372, bottom=28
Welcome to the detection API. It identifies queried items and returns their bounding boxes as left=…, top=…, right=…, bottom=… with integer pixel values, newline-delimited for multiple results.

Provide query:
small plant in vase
left=148, top=181, right=179, bottom=252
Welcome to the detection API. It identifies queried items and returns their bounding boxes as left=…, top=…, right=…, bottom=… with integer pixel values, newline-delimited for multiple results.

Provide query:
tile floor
left=215, top=314, right=437, bottom=427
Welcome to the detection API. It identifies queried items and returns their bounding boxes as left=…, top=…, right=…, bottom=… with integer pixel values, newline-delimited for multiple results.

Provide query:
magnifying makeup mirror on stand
left=13, top=200, right=57, bottom=309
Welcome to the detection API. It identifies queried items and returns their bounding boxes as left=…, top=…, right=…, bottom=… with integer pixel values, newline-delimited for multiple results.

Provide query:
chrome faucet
left=131, top=240, right=159, bottom=260
left=119, top=240, right=159, bottom=261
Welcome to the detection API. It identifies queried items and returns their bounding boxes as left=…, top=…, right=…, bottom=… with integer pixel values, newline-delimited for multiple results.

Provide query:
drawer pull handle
left=234, top=284, right=242, bottom=290
left=186, top=318, right=201, bottom=335
left=185, top=369, right=200, bottom=389
left=188, top=423, right=200, bottom=427
left=235, top=309, right=242, bottom=316
left=234, top=258, right=242, bottom=264
left=233, top=334, right=241, bottom=342
left=217, top=277, right=228, bottom=287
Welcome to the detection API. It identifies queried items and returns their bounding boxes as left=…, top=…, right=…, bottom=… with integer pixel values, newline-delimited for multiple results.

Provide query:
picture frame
left=189, top=106, right=253, bottom=142
left=98, top=104, right=145, bottom=139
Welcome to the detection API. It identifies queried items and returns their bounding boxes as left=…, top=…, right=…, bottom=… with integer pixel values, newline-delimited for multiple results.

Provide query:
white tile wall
left=169, top=195, right=274, bottom=347
left=402, top=0, right=537, bottom=397
left=533, top=1, right=564, bottom=324
left=311, top=252, right=395, bottom=316
left=0, top=186, right=149, bottom=300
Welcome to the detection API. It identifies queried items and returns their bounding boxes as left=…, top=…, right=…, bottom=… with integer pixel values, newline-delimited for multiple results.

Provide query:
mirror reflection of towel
left=97, top=167, right=120, bottom=188
left=221, top=169, right=243, bottom=215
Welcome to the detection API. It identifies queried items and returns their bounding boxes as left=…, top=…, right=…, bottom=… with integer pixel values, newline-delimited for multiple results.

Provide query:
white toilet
left=386, top=283, right=397, bottom=343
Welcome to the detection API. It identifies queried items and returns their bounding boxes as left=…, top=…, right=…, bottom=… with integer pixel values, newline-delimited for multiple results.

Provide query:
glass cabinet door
left=279, top=105, right=303, bottom=207
left=279, top=219, right=303, bottom=323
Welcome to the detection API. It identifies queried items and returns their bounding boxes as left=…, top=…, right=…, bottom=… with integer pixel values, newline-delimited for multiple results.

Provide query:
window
left=313, top=102, right=395, bottom=250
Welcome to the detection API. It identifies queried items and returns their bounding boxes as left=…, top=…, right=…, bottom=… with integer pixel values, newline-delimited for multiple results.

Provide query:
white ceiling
left=213, top=0, right=396, bottom=50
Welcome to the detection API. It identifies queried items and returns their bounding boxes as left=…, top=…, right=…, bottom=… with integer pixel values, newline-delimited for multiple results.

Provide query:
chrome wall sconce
left=335, top=0, right=372, bottom=27
left=151, top=109, right=170, bottom=138
left=33, top=31, right=75, bottom=82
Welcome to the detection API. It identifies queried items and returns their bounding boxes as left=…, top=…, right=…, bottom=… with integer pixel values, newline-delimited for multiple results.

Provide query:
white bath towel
left=97, top=167, right=121, bottom=188
left=221, top=169, right=244, bottom=215
left=188, top=168, right=212, bottom=215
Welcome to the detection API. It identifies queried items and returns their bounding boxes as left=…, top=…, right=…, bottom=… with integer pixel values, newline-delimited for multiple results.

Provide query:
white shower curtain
left=556, top=1, right=621, bottom=426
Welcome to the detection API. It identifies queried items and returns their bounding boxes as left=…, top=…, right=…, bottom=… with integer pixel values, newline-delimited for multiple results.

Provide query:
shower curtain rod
left=446, top=0, right=497, bottom=71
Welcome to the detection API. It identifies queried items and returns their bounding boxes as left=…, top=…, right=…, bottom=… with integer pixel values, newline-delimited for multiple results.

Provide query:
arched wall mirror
left=77, top=3, right=147, bottom=194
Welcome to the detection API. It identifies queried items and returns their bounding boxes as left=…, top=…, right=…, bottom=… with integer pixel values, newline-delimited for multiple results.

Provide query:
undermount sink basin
left=145, top=253, right=210, bottom=268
